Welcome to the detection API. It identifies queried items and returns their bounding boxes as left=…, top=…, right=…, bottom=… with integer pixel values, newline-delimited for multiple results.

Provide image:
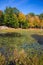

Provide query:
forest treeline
left=0, top=7, right=43, bottom=28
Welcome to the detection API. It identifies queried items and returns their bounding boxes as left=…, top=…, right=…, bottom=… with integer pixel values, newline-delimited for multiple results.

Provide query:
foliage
left=26, top=14, right=41, bottom=28
left=4, top=7, right=20, bottom=16
left=39, top=13, right=43, bottom=28
left=18, top=13, right=26, bottom=28
left=28, top=13, right=35, bottom=16
left=0, top=10, right=4, bottom=25
left=39, top=13, right=43, bottom=20
left=4, top=7, right=19, bottom=28
left=0, top=7, right=43, bottom=29
left=22, top=21, right=28, bottom=29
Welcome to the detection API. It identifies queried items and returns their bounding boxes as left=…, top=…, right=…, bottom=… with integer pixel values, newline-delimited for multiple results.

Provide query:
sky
left=0, top=0, right=43, bottom=14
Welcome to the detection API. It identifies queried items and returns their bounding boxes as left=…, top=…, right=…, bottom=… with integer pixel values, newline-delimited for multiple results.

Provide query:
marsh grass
left=0, top=28, right=43, bottom=57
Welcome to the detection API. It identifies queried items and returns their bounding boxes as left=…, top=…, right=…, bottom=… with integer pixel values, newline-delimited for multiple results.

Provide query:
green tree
left=28, top=13, right=35, bottom=17
left=4, top=7, right=19, bottom=28
left=4, top=7, right=20, bottom=16
left=12, top=7, right=20, bottom=16
left=22, top=21, right=28, bottom=29
left=0, top=10, right=4, bottom=25
left=11, top=14, right=19, bottom=28
left=39, top=13, right=43, bottom=28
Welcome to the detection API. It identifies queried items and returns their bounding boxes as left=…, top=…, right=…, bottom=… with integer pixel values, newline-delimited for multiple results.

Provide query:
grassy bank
left=0, top=28, right=43, bottom=65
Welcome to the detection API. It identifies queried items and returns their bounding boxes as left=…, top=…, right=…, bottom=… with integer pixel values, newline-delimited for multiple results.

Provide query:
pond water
left=0, top=32, right=43, bottom=56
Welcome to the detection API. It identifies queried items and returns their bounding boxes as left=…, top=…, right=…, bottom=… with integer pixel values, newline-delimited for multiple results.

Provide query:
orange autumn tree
left=26, top=14, right=40, bottom=28
left=18, top=13, right=28, bottom=28
left=33, top=16, right=40, bottom=28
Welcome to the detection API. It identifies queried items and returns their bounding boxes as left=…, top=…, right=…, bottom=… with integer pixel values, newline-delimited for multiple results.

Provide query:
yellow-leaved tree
left=18, top=13, right=26, bottom=28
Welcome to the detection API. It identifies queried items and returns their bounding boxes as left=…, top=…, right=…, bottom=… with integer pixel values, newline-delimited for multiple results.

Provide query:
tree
left=26, top=14, right=40, bottom=28
left=4, top=7, right=20, bottom=16
left=11, top=14, right=19, bottom=28
left=4, top=14, right=19, bottom=28
left=26, top=14, right=34, bottom=28
left=39, top=13, right=43, bottom=20
left=22, top=21, right=28, bottom=29
left=39, top=13, right=43, bottom=28
left=28, top=13, right=35, bottom=17
left=18, top=13, right=27, bottom=28
left=0, top=10, right=4, bottom=25
left=33, top=16, right=40, bottom=28
left=12, top=7, right=20, bottom=16
left=26, top=15, right=30, bottom=28
left=4, top=7, right=19, bottom=28
left=26, top=14, right=36, bottom=28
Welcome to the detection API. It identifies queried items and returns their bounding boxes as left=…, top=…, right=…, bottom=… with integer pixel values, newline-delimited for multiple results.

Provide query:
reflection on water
left=31, top=34, right=43, bottom=45
left=0, top=32, right=24, bottom=37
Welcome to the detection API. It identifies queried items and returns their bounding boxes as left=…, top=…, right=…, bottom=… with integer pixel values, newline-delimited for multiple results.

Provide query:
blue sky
left=0, top=0, right=43, bottom=14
